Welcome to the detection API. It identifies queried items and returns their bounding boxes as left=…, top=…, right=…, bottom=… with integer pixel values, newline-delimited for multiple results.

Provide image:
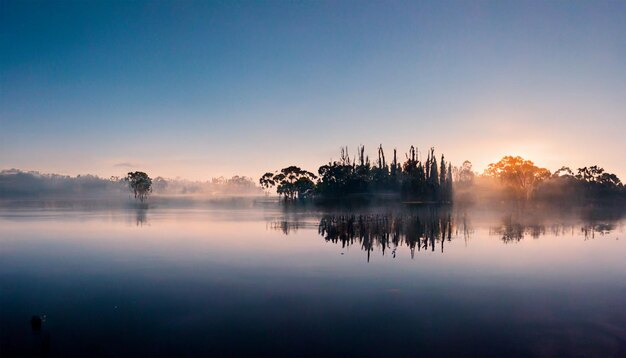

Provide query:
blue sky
left=1, top=0, right=625, bottom=180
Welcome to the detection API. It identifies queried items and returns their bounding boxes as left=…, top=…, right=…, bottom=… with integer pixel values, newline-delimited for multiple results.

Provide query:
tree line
left=458, top=156, right=625, bottom=205
left=2, top=153, right=621, bottom=205
left=260, top=145, right=453, bottom=202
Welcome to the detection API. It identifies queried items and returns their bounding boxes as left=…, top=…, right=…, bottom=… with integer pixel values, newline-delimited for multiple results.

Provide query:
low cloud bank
left=0, top=169, right=262, bottom=199
left=0, top=169, right=126, bottom=199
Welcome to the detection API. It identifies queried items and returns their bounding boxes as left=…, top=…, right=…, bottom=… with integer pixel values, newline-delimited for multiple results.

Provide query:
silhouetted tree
left=259, top=172, right=276, bottom=194
left=552, top=166, right=574, bottom=178
left=261, top=145, right=453, bottom=203
left=575, top=166, right=622, bottom=188
left=446, top=163, right=453, bottom=200
left=126, top=171, right=152, bottom=202
left=260, top=166, right=317, bottom=200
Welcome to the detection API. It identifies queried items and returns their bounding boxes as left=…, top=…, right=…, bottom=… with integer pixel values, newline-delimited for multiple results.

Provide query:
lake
left=1, top=199, right=625, bottom=357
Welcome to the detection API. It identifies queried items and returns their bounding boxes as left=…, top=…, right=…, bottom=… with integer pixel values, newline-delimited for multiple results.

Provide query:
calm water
left=1, top=200, right=625, bottom=357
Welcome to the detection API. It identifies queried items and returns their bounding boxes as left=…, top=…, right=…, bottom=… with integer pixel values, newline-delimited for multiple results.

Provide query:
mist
left=0, top=169, right=263, bottom=200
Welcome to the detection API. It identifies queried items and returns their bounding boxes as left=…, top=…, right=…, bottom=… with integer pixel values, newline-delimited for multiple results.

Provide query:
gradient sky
left=1, top=0, right=625, bottom=180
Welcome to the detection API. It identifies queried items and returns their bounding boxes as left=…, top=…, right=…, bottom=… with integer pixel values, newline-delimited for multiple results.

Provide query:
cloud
left=113, top=162, right=138, bottom=168
left=0, top=170, right=127, bottom=199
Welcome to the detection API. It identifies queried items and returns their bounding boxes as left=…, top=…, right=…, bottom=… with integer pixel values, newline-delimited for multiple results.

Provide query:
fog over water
left=0, top=169, right=262, bottom=200
left=1, top=199, right=624, bottom=356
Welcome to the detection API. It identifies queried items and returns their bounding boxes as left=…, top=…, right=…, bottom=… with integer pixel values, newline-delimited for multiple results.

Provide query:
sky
left=1, top=0, right=625, bottom=181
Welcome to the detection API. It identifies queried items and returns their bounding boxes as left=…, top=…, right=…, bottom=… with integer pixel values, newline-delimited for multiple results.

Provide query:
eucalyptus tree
left=262, top=145, right=452, bottom=203
left=483, top=156, right=551, bottom=200
left=126, top=171, right=152, bottom=202
left=259, top=167, right=317, bottom=200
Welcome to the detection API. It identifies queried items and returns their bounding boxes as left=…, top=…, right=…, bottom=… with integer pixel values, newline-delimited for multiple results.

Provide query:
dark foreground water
left=1, top=200, right=625, bottom=357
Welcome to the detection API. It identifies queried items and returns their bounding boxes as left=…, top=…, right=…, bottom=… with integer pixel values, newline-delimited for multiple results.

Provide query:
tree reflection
left=135, top=207, right=148, bottom=226
left=268, top=220, right=309, bottom=235
left=581, top=222, right=615, bottom=240
left=316, top=209, right=454, bottom=261
left=490, top=215, right=620, bottom=242
left=269, top=208, right=622, bottom=259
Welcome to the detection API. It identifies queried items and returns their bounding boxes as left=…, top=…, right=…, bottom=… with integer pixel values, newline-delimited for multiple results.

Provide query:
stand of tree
left=260, top=145, right=453, bottom=203
left=457, top=156, right=625, bottom=206
left=534, top=165, right=625, bottom=205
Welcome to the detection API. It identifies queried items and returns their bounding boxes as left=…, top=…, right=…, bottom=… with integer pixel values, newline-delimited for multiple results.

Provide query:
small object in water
left=340, top=252, right=344, bottom=255
left=30, top=315, right=42, bottom=331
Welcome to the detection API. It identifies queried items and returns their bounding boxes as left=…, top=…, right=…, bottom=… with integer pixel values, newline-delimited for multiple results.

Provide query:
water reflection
left=270, top=208, right=459, bottom=260
left=581, top=222, right=617, bottom=239
left=319, top=212, right=453, bottom=260
left=270, top=207, right=623, bottom=258
left=1, top=204, right=625, bottom=356
left=267, top=219, right=316, bottom=235
left=490, top=215, right=622, bottom=242
left=489, top=216, right=545, bottom=242
left=135, top=207, right=148, bottom=226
